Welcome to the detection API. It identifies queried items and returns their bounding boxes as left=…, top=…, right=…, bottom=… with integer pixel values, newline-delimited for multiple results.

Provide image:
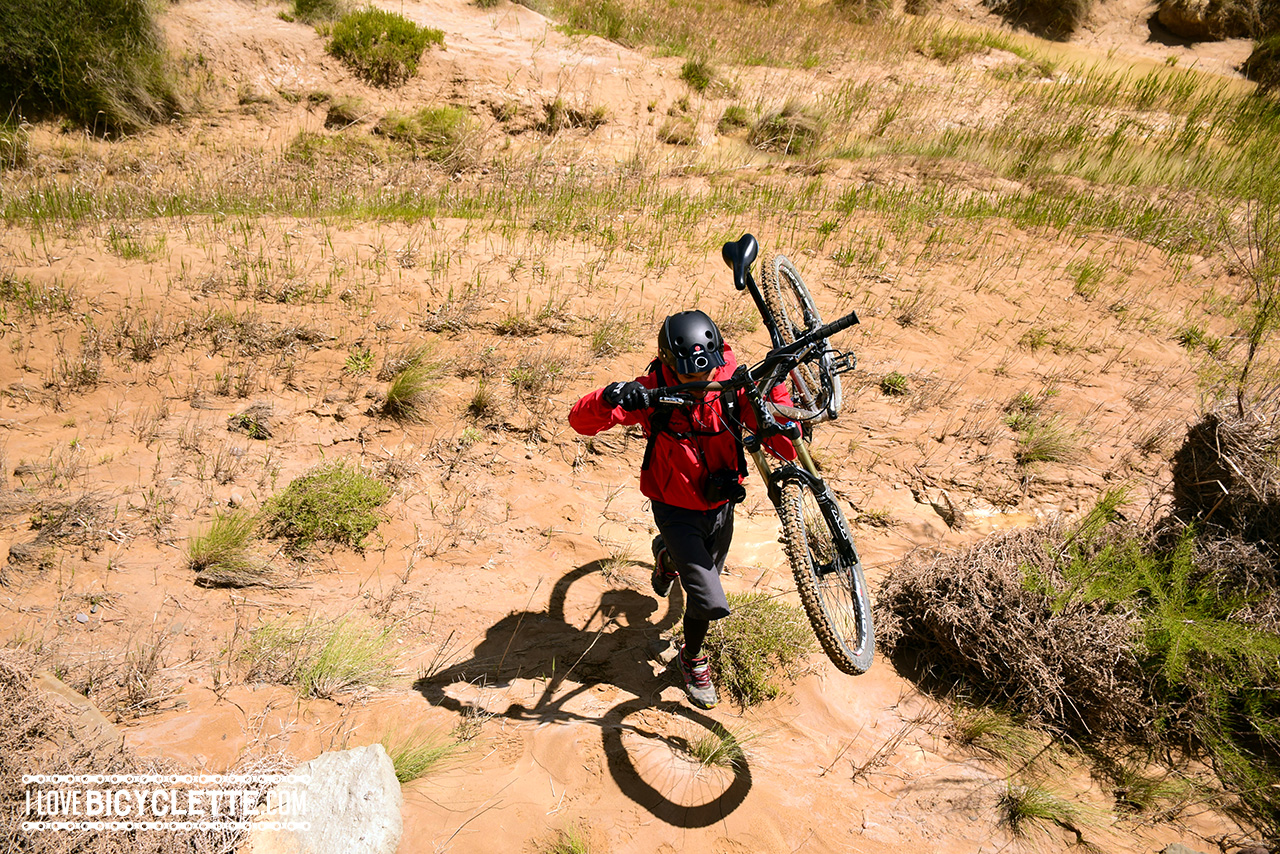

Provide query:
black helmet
left=658, top=310, right=725, bottom=375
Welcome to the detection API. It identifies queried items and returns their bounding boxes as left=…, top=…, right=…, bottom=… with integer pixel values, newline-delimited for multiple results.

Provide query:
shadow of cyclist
left=414, top=559, right=751, bottom=828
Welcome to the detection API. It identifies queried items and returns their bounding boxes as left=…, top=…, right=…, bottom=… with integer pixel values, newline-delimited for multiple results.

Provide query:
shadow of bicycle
left=413, top=560, right=752, bottom=828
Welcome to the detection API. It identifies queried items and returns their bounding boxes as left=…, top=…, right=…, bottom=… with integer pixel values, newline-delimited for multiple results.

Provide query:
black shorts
left=651, top=499, right=734, bottom=621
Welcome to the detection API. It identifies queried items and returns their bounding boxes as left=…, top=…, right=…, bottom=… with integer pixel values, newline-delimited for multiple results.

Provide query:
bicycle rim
left=780, top=479, right=874, bottom=675
left=760, top=255, right=842, bottom=422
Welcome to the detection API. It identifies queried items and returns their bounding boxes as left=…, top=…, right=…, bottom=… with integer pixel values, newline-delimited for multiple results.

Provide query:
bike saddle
left=721, top=234, right=759, bottom=291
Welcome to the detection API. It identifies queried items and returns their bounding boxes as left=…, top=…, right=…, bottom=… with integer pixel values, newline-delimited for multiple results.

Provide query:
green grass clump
left=657, top=116, right=696, bottom=145
left=327, top=6, right=442, bottom=87
left=539, top=825, right=591, bottom=854
left=375, top=106, right=477, bottom=167
left=748, top=99, right=823, bottom=155
left=0, top=0, right=180, bottom=133
left=324, top=93, right=366, bottom=128
left=679, top=58, right=714, bottom=92
left=293, top=0, right=345, bottom=23
left=717, top=104, right=750, bottom=135
left=1014, top=414, right=1083, bottom=465
left=0, top=121, right=28, bottom=168
left=241, top=616, right=396, bottom=698
left=699, top=591, right=815, bottom=707
left=686, top=724, right=750, bottom=770
left=259, top=461, right=390, bottom=551
left=380, top=728, right=458, bottom=782
left=879, top=371, right=910, bottom=396
left=999, top=779, right=1082, bottom=837
left=379, top=344, right=440, bottom=421
left=187, top=511, right=257, bottom=578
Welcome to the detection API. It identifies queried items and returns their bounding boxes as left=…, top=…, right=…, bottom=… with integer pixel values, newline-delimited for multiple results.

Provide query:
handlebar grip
left=807, top=309, right=860, bottom=342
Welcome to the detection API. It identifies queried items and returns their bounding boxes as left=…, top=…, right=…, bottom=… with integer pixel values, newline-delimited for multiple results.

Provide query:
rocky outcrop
left=243, top=744, right=402, bottom=854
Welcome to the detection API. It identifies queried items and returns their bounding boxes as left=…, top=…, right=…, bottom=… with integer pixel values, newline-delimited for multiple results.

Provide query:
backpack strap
left=640, top=359, right=748, bottom=479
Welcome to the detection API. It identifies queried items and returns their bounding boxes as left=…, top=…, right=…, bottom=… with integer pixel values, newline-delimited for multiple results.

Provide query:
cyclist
left=568, top=310, right=796, bottom=709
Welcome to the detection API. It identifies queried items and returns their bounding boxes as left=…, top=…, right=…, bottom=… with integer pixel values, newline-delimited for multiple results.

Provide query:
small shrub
left=983, top=0, right=1094, bottom=39
left=748, top=99, right=823, bottom=155
left=259, top=461, right=390, bottom=551
left=294, top=0, right=345, bottom=22
left=327, top=7, right=442, bottom=87
left=381, top=728, right=457, bottom=782
left=680, top=58, right=714, bottom=92
left=699, top=591, right=815, bottom=707
left=538, top=98, right=608, bottom=133
left=324, top=93, right=366, bottom=128
left=0, top=0, right=181, bottom=133
left=375, top=106, right=478, bottom=168
left=1244, top=34, right=1280, bottom=91
left=657, top=116, right=696, bottom=146
left=717, top=105, right=750, bottom=135
left=879, top=371, right=910, bottom=396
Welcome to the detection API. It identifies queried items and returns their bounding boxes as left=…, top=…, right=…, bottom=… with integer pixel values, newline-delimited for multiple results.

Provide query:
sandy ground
left=0, top=1, right=1271, bottom=852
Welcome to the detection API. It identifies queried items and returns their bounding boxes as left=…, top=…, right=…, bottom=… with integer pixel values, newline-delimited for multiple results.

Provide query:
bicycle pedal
left=831, top=351, right=857, bottom=375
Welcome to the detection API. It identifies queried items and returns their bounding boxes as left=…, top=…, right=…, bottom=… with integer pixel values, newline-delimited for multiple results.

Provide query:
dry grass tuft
left=875, top=520, right=1147, bottom=737
left=1170, top=404, right=1280, bottom=558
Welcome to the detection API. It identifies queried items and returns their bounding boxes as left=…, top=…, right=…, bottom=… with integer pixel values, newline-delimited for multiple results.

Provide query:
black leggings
left=651, top=499, right=735, bottom=658
left=683, top=614, right=710, bottom=659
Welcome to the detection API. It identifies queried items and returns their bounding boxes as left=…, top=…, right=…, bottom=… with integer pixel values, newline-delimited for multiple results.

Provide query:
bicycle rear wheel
left=779, top=477, right=874, bottom=675
left=760, top=255, right=842, bottom=423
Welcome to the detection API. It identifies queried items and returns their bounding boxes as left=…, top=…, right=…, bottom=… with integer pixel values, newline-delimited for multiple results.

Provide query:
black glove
left=603, top=381, right=649, bottom=411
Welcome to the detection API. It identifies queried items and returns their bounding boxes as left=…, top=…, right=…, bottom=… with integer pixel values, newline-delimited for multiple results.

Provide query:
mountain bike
left=640, top=234, right=874, bottom=675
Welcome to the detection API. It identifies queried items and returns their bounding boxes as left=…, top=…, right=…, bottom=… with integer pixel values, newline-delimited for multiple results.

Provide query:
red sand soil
left=0, top=1, right=1267, bottom=852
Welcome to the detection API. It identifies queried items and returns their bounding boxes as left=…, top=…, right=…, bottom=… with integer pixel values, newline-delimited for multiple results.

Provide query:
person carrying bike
left=568, top=310, right=796, bottom=709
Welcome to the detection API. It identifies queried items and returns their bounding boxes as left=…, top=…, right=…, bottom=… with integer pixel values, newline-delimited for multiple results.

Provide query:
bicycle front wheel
left=779, top=478, right=874, bottom=675
left=760, top=255, right=843, bottom=423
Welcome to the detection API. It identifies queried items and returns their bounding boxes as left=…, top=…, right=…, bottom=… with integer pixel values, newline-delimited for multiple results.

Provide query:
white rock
left=243, top=744, right=402, bottom=854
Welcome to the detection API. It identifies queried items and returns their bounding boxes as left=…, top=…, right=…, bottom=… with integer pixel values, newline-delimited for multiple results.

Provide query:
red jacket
left=568, top=345, right=798, bottom=511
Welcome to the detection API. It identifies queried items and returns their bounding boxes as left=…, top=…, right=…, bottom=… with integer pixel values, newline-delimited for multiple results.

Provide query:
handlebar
left=637, top=307, right=859, bottom=410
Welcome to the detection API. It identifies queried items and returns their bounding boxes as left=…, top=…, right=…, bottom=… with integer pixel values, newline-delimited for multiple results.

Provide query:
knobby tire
left=779, top=479, right=874, bottom=675
left=759, top=255, right=842, bottom=423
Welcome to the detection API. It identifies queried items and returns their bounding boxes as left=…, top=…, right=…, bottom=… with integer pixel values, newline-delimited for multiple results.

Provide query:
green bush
left=680, top=58, right=714, bottom=92
left=327, top=7, right=443, bottom=87
left=700, top=591, right=815, bottom=707
left=1245, top=34, right=1280, bottom=92
left=982, top=0, right=1094, bottom=39
left=259, top=461, right=390, bottom=552
left=375, top=106, right=477, bottom=167
left=294, top=0, right=345, bottom=23
left=0, top=0, right=180, bottom=133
